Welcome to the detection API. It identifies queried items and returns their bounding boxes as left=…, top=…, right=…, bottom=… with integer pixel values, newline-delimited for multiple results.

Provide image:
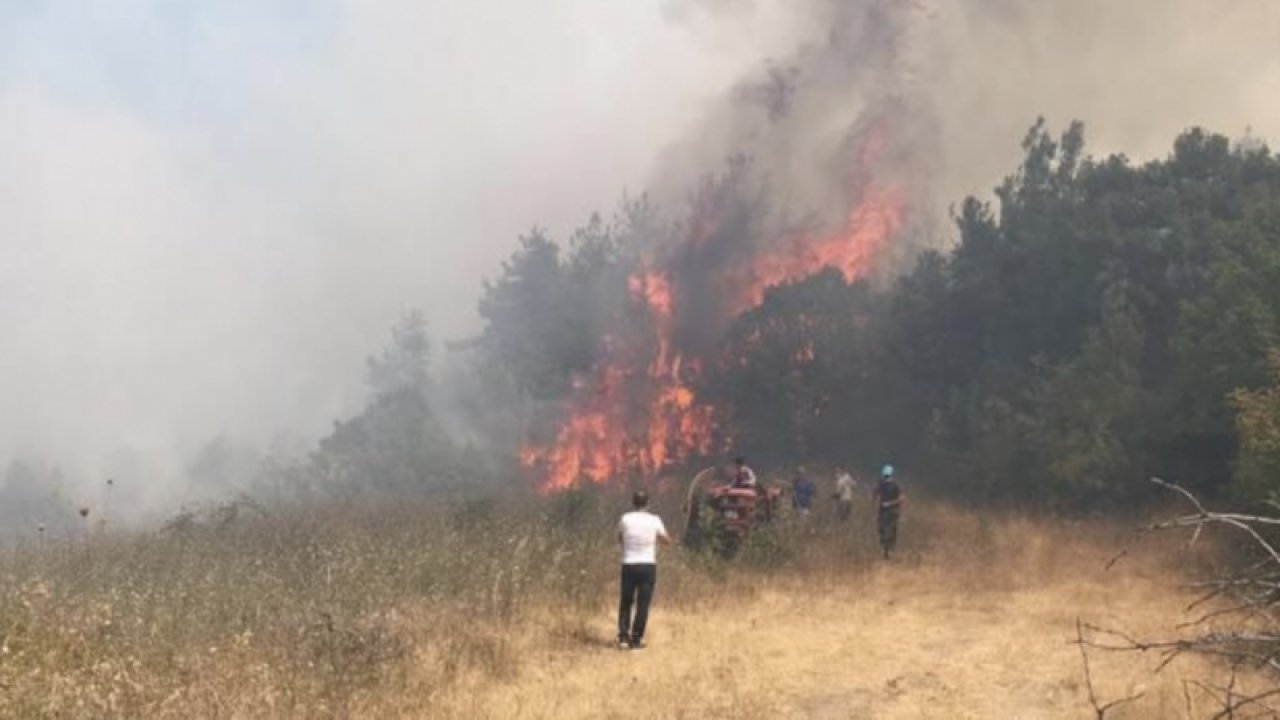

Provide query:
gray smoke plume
left=656, top=0, right=1280, bottom=246
left=653, top=1, right=941, bottom=265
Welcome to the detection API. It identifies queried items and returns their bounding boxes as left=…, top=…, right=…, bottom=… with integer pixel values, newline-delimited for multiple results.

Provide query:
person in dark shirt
left=872, top=464, right=904, bottom=559
left=791, top=467, right=815, bottom=517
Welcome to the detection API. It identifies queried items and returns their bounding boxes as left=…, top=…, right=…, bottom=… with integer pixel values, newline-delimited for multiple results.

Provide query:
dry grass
left=0, top=489, right=1263, bottom=718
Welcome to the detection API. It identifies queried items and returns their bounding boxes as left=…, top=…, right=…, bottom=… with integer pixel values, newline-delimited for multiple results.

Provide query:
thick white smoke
left=1, top=0, right=1278, bottom=521
left=0, top=2, right=786, bottom=517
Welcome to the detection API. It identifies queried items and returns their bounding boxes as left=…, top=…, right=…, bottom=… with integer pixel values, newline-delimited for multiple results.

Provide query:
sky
left=0, top=1, right=804, bottom=500
left=3, top=0, right=1280, bottom=509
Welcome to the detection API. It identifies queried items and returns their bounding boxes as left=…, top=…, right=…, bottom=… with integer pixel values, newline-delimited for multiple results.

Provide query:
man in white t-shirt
left=617, top=490, right=671, bottom=650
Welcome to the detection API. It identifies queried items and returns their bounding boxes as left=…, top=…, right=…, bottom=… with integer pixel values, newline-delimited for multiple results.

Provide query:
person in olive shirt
left=833, top=466, right=857, bottom=522
left=872, top=465, right=904, bottom=559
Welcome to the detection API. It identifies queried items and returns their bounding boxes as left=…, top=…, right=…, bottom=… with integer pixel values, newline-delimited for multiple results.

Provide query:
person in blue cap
left=872, top=464, right=904, bottom=559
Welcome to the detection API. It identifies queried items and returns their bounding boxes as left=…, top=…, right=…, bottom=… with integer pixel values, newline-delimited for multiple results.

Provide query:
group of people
left=792, top=463, right=904, bottom=554
left=786, top=464, right=850, bottom=519
left=614, top=458, right=906, bottom=650
left=733, top=456, right=903, bottom=557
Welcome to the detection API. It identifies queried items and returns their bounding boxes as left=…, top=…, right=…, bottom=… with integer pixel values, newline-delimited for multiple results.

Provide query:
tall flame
left=521, top=123, right=908, bottom=492
left=727, top=184, right=906, bottom=316
left=520, top=270, right=715, bottom=493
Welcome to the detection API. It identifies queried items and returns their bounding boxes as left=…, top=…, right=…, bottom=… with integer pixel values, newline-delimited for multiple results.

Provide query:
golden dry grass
left=0, top=492, right=1268, bottom=718
left=415, top=505, right=1263, bottom=719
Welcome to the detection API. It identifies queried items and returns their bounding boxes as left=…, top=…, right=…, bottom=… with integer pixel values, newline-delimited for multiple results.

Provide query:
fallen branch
left=1076, top=618, right=1145, bottom=718
left=1088, top=477, right=1280, bottom=716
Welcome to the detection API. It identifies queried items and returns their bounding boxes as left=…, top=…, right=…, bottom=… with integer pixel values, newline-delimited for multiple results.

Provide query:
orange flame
left=521, top=121, right=908, bottom=492
left=728, top=184, right=906, bottom=315
left=522, top=270, right=716, bottom=493
left=518, top=366, right=630, bottom=490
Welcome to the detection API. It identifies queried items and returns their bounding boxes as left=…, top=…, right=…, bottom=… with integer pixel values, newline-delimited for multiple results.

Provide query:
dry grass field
left=0, top=490, right=1266, bottom=718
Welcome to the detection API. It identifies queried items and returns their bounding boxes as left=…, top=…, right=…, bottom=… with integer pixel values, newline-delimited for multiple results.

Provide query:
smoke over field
left=2, top=0, right=1280, bottom=518
left=6, top=4, right=1280, bottom=715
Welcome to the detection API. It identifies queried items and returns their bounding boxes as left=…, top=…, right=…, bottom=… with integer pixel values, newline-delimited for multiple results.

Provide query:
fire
left=728, top=184, right=906, bottom=315
left=630, top=271, right=715, bottom=473
left=522, top=269, right=716, bottom=493
left=521, top=120, right=909, bottom=492
left=518, top=366, right=630, bottom=490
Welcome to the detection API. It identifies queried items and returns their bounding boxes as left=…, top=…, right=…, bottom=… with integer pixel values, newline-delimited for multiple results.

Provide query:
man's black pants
left=878, top=508, right=900, bottom=553
left=618, top=563, right=656, bottom=641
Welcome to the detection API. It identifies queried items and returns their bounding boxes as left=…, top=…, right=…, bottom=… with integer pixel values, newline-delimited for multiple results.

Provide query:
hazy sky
left=0, top=1, right=800, bottom=491
left=3, top=0, right=1279, bottom=505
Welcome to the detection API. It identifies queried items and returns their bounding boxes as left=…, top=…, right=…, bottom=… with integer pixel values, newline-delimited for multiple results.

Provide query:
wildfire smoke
left=521, top=2, right=928, bottom=491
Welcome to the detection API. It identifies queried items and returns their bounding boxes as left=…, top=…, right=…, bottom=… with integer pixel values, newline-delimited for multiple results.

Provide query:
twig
left=1076, top=618, right=1146, bottom=717
left=1088, top=478, right=1280, bottom=718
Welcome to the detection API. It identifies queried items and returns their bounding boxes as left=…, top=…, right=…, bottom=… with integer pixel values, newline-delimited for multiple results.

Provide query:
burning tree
left=454, top=1, right=941, bottom=492
left=507, top=0, right=935, bottom=492
left=518, top=113, right=914, bottom=491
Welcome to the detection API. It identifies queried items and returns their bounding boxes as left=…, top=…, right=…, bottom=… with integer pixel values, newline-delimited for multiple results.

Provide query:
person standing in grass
left=791, top=466, right=815, bottom=517
left=617, top=489, right=671, bottom=650
left=873, top=465, right=904, bottom=559
left=834, top=465, right=857, bottom=522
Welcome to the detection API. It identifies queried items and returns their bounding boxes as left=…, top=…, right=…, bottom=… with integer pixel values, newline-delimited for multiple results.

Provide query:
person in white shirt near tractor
left=616, top=490, right=672, bottom=650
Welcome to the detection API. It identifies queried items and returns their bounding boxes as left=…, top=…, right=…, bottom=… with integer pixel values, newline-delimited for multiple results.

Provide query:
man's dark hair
left=632, top=490, right=649, bottom=508
left=735, top=456, right=746, bottom=466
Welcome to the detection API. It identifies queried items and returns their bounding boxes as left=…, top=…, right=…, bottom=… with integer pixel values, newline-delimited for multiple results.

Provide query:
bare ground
left=415, top=528, right=1259, bottom=719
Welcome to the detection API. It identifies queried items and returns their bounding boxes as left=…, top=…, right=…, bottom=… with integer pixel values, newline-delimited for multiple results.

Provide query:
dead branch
left=1087, top=478, right=1280, bottom=717
left=1076, top=618, right=1146, bottom=717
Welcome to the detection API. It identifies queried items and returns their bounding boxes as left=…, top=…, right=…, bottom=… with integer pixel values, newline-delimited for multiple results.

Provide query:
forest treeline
left=456, top=120, right=1280, bottom=509
left=6, top=120, right=1280, bottom=528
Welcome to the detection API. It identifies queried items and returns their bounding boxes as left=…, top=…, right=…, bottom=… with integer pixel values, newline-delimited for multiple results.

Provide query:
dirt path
left=430, top=558, right=1218, bottom=719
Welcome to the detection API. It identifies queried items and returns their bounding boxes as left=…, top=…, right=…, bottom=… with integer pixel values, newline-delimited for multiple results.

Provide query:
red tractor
left=682, top=466, right=784, bottom=557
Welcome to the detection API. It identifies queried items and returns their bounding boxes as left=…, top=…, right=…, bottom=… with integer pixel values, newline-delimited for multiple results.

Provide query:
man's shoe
left=629, top=638, right=646, bottom=650
left=616, top=634, right=630, bottom=650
